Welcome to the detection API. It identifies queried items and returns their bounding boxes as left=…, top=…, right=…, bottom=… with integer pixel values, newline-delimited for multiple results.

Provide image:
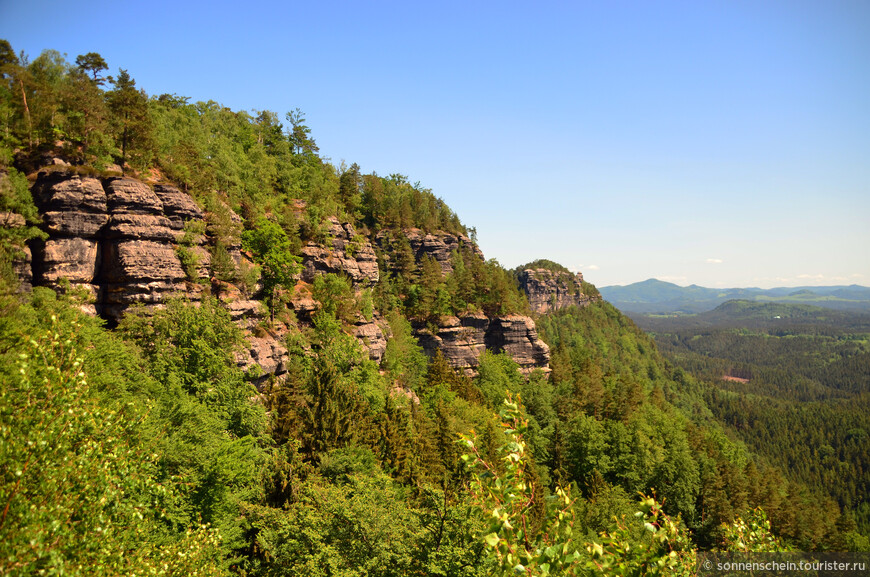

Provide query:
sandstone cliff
left=414, top=313, right=550, bottom=376
left=373, top=228, right=551, bottom=374
left=517, top=267, right=598, bottom=314
left=17, top=171, right=551, bottom=380
left=376, top=228, right=483, bottom=275
left=301, top=217, right=379, bottom=286
left=30, top=171, right=208, bottom=318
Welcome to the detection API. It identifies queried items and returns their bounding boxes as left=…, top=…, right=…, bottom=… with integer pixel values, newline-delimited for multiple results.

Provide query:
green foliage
left=300, top=359, right=362, bottom=460
left=118, top=297, right=268, bottom=551
left=150, top=97, right=339, bottom=216
left=242, top=218, right=301, bottom=321
left=210, top=241, right=237, bottom=283
left=0, top=299, right=228, bottom=576
left=718, top=509, right=790, bottom=552
left=361, top=172, right=465, bottom=235
left=580, top=280, right=600, bottom=299
left=176, top=245, right=200, bottom=281
left=475, top=351, right=524, bottom=408
left=377, top=236, right=529, bottom=321
left=646, top=307, right=870, bottom=543
left=515, top=259, right=573, bottom=275
left=460, top=397, right=697, bottom=576
left=382, top=309, right=428, bottom=391
left=75, top=52, right=108, bottom=84
left=125, top=298, right=264, bottom=436
left=535, top=301, right=852, bottom=549
left=312, top=273, right=357, bottom=324
left=244, top=463, right=486, bottom=577
left=585, top=497, right=696, bottom=576
left=2, top=39, right=862, bottom=574
left=460, top=397, right=581, bottom=575
left=106, top=68, right=153, bottom=171
left=0, top=168, right=46, bottom=291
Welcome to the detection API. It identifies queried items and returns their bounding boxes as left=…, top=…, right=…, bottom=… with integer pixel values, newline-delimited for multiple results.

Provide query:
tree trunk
left=18, top=78, right=32, bottom=150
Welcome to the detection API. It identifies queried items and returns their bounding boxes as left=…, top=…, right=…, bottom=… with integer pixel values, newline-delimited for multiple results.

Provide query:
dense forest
left=1, top=42, right=868, bottom=576
left=634, top=302, right=870, bottom=542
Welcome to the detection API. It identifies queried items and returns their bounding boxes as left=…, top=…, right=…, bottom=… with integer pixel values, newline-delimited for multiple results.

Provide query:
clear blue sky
left=2, top=0, right=868, bottom=288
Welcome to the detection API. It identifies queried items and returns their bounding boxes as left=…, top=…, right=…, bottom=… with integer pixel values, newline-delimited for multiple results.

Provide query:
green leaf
left=484, top=532, right=500, bottom=547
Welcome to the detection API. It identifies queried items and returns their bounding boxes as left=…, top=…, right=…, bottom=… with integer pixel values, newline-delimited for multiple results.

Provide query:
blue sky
left=2, top=0, right=868, bottom=288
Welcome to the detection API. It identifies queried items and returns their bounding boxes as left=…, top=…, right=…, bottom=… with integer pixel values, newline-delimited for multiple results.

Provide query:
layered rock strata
left=517, top=267, right=596, bottom=314
left=376, top=228, right=483, bottom=276
left=29, top=171, right=207, bottom=319
left=22, top=171, right=552, bottom=378
left=301, top=217, right=378, bottom=286
left=415, top=313, right=550, bottom=376
left=353, top=312, right=389, bottom=363
left=1, top=210, right=32, bottom=292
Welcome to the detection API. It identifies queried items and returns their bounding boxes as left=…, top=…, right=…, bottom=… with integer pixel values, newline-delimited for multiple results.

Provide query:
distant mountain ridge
left=600, top=278, right=870, bottom=313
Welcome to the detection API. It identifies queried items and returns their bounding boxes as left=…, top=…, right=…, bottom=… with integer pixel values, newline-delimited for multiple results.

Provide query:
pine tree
left=74, top=52, right=108, bottom=85
left=106, top=68, right=152, bottom=171
left=300, top=360, right=358, bottom=461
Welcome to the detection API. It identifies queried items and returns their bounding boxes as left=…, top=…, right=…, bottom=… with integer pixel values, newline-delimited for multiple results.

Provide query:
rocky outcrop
left=30, top=172, right=107, bottom=307
left=29, top=171, right=207, bottom=319
left=22, top=171, right=553, bottom=380
left=374, top=229, right=550, bottom=374
left=485, top=315, right=551, bottom=372
left=517, top=268, right=596, bottom=314
left=353, top=312, right=389, bottom=363
left=415, top=313, right=550, bottom=375
left=211, top=280, right=290, bottom=385
left=301, top=217, right=378, bottom=286
left=244, top=332, right=290, bottom=381
left=415, top=314, right=488, bottom=372
left=1, top=210, right=33, bottom=292
left=376, top=228, right=483, bottom=275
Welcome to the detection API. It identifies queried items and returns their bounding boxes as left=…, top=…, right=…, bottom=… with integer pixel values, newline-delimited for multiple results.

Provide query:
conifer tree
left=106, top=68, right=152, bottom=171
left=300, top=359, right=358, bottom=460
left=74, top=52, right=108, bottom=85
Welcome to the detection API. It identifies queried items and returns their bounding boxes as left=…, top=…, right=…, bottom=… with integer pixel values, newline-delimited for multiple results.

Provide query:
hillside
left=601, top=278, right=870, bottom=314
left=635, top=301, right=870, bottom=536
left=1, top=41, right=867, bottom=575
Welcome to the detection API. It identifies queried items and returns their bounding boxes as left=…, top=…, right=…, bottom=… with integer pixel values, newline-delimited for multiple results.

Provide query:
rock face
left=377, top=228, right=483, bottom=275
left=29, top=171, right=207, bottom=319
left=22, top=172, right=552, bottom=380
left=415, top=313, right=550, bottom=375
left=301, top=217, right=379, bottom=286
left=1, top=210, right=32, bottom=292
left=353, top=313, right=389, bottom=363
left=375, top=228, right=551, bottom=375
left=517, top=268, right=596, bottom=314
